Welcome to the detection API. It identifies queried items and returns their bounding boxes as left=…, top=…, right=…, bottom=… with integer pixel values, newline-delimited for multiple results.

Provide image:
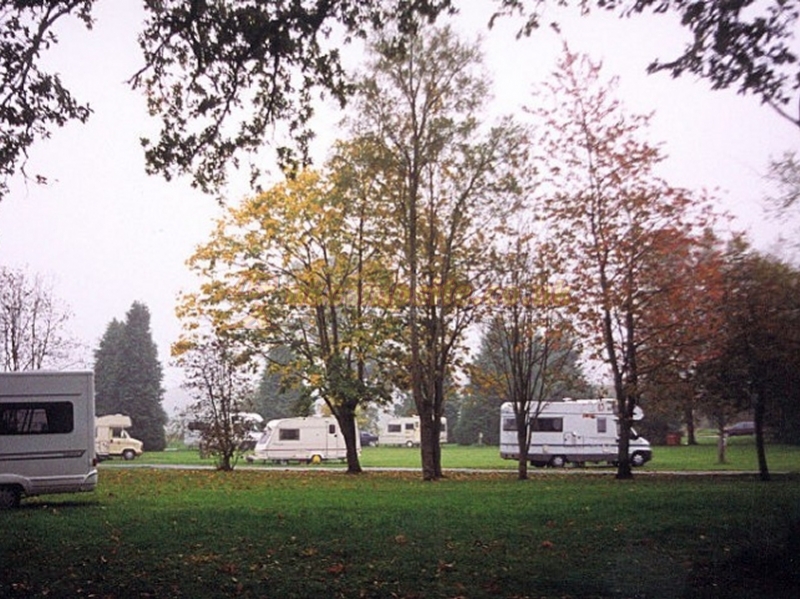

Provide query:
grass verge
left=3, top=469, right=800, bottom=598
left=138, top=438, right=800, bottom=474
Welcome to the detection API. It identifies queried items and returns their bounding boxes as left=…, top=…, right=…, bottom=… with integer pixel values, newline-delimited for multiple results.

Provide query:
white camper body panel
left=0, top=371, right=98, bottom=507
left=95, top=414, right=143, bottom=460
left=251, top=416, right=357, bottom=463
left=379, top=416, right=447, bottom=447
left=499, top=399, right=652, bottom=467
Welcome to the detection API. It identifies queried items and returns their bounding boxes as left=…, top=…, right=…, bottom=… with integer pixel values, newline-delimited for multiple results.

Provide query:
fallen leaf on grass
left=436, top=560, right=455, bottom=573
left=327, top=563, right=346, bottom=575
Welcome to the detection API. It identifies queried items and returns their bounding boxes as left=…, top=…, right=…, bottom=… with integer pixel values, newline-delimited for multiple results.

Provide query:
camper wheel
left=310, top=454, right=322, bottom=465
left=549, top=455, right=568, bottom=468
left=405, top=440, right=414, bottom=448
left=0, top=485, right=21, bottom=509
left=122, top=449, right=137, bottom=461
left=631, top=452, right=647, bottom=468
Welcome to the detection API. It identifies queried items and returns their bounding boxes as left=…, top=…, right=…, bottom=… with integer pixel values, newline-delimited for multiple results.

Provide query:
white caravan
left=499, top=399, right=652, bottom=468
left=95, top=414, right=144, bottom=460
left=248, top=416, right=358, bottom=464
left=0, top=371, right=98, bottom=508
left=378, top=416, right=448, bottom=447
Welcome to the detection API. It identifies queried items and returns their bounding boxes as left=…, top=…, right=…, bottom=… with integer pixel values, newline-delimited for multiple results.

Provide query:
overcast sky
left=1, top=2, right=797, bottom=395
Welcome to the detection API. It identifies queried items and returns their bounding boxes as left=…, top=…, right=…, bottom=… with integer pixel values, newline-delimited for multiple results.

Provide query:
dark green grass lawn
left=3, top=468, right=800, bottom=599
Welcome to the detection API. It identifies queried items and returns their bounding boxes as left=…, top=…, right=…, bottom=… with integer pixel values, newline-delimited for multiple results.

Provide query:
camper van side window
left=405, top=422, right=415, bottom=431
left=503, top=418, right=517, bottom=432
left=388, top=424, right=402, bottom=433
left=0, top=402, right=74, bottom=435
left=597, top=418, right=607, bottom=434
left=533, top=418, right=563, bottom=432
left=279, top=428, right=300, bottom=441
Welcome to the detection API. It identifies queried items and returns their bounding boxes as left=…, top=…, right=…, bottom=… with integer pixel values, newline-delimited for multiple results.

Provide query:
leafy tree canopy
left=131, top=0, right=455, bottom=193
left=0, top=0, right=94, bottom=200
left=494, top=0, right=800, bottom=128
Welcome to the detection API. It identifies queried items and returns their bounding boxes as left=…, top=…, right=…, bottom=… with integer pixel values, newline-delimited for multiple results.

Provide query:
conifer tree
left=94, top=302, right=167, bottom=451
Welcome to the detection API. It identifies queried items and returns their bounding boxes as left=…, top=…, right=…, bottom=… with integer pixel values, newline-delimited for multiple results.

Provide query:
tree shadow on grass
left=17, top=498, right=102, bottom=511
left=685, top=520, right=800, bottom=599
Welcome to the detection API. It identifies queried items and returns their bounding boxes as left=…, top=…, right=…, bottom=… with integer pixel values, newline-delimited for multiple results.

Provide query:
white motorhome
left=95, top=414, right=144, bottom=460
left=378, top=416, right=448, bottom=447
left=248, top=416, right=358, bottom=464
left=0, top=371, right=98, bottom=509
left=499, top=399, right=652, bottom=468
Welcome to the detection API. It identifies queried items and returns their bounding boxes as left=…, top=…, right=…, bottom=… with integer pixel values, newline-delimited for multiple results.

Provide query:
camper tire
left=310, top=454, right=322, bottom=465
left=0, top=485, right=21, bottom=509
left=631, top=452, right=646, bottom=468
left=405, top=440, right=414, bottom=448
left=549, top=455, right=568, bottom=468
left=122, top=449, right=137, bottom=461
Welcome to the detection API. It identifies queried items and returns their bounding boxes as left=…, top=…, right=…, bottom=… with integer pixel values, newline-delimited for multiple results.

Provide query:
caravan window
left=532, top=417, right=563, bottom=432
left=388, top=423, right=401, bottom=433
left=279, top=428, right=300, bottom=441
left=0, top=402, right=74, bottom=435
left=597, top=418, right=607, bottom=434
left=405, top=422, right=415, bottom=431
left=503, top=417, right=517, bottom=432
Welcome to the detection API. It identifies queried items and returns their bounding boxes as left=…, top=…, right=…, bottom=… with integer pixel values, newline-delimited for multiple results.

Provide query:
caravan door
left=323, top=420, right=346, bottom=460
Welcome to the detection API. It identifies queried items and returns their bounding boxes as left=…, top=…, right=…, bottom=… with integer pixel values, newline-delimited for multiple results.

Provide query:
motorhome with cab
left=378, top=415, right=447, bottom=447
left=499, top=399, right=652, bottom=468
left=247, top=416, right=357, bottom=464
left=95, top=414, right=144, bottom=460
left=0, top=371, right=98, bottom=509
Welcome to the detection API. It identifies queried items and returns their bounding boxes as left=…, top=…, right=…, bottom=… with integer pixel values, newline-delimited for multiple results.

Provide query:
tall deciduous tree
left=177, top=169, right=397, bottom=474
left=697, top=244, right=800, bottom=479
left=531, top=47, right=718, bottom=479
left=481, top=237, right=586, bottom=480
left=0, top=266, right=77, bottom=371
left=94, top=301, right=167, bottom=450
left=349, top=25, right=526, bottom=480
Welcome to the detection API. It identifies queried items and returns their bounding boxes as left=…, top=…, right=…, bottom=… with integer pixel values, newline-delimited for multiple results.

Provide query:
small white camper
left=95, top=414, right=144, bottom=460
left=378, top=415, right=448, bottom=447
left=248, top=416, right=358, bottom=464
left=499, top=399, right=652, bottom=468
left=0, top=371, right=98, bottom=509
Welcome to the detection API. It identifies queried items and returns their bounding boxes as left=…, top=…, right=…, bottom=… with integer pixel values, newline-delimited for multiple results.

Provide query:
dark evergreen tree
left=252, top=346, right=312, bottom=420
left=94, top=302, right=167, bottom=451
left=457, top=324, right=593, bottom=447
left=94, top=319, right=125, bottom=416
